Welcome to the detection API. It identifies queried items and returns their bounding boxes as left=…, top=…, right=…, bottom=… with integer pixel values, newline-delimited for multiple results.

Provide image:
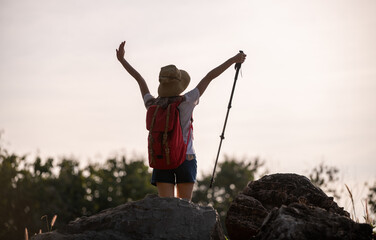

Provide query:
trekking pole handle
left=235, top=50, right=244, bottom=70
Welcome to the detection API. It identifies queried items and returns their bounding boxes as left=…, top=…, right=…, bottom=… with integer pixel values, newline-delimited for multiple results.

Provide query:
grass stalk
left=345, top=184, right=357, bottom=222
left=41, top=215, right=50, bottom=232
left=51, top=215, right=57, bottom=230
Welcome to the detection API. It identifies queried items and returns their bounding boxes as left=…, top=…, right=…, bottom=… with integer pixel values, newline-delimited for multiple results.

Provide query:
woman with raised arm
left=116, top=41, right=246, bottom=201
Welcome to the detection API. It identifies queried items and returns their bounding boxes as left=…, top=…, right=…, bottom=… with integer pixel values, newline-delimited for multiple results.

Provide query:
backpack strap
left=148, top=105, right=160, bottom=166
left=163, top=103, right=172, bottom=166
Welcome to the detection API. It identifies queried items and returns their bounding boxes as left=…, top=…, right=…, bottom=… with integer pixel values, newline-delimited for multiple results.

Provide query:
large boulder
left=31, top=194, right=225, bottom=240
left=255, top=202, right=373, bottom=240
left=226, top=173, right=373, bottom=240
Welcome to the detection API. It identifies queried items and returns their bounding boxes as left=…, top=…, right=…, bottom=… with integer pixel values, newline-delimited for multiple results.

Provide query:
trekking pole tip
left=209, top=176, right=215, bottom=188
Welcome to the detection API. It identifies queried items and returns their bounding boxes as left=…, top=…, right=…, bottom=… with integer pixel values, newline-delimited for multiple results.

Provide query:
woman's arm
left=196, top=52, right=246, bottom=96
left=116, top=41, right=150, bottom=98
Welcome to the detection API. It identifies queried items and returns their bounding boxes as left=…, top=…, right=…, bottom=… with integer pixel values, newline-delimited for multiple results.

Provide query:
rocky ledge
left=31, top=194, right=224, bottom=240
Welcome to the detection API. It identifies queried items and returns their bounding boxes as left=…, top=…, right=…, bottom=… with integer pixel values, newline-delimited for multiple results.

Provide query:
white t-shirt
left=143, top=88, right=200, bottom=154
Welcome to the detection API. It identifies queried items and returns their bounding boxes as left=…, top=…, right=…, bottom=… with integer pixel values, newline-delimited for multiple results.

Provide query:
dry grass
left=40, top=214, right=57, bottom=232
left=51, top=215, right=57, bottom=230
left=345, top=184, right=358, bottom=222
left=363, top=200, right=371, bottom=224
left=362, top=199, right=376, bottom=237
left=344, top=183, right=375, bottom=237
left=25, top=214, right=58, bottom=239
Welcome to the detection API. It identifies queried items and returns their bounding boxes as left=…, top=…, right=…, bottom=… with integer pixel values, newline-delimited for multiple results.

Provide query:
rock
left=226, top=173, right=373, bottom=240
left=254, top=202, right=373, bottom=240
left=31, top=194, right=225, bottom=240
left=225, top=193, right=268, bottom=237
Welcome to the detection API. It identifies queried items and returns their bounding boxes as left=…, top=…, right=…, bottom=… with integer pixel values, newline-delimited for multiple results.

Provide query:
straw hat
left=158, top=65, right=190, bottom=97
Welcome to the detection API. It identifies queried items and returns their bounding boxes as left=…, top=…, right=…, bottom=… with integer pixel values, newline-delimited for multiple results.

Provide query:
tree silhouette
left=368, top=181, right=376, bottom=215
left=0, top=143, right=157, bottom=240
left=192, top=155, right=265, bottom=232
left=2, top=136, right=374, bottom=240
left=308, top=162, right=341, bottom=201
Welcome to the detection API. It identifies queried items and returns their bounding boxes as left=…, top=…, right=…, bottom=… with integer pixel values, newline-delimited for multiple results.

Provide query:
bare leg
left=176, top=183, right=194, bottom=201
left=156, top=182, right=175, bottom=198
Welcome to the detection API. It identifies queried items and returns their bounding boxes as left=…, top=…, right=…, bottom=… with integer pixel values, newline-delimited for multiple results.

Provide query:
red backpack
left=146, top=98, right=191, bottom=169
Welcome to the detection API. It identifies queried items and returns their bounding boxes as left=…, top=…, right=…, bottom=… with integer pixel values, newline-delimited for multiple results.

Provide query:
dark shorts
left=151, top=155, right=197, bottom=186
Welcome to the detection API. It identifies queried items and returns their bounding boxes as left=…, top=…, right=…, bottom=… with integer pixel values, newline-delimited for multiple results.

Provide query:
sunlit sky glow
left=1, top=1, right=375, bottom=209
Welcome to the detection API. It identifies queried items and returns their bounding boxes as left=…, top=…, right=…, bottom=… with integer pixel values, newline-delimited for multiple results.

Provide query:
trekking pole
left=209, top=50, right=244, bottom=189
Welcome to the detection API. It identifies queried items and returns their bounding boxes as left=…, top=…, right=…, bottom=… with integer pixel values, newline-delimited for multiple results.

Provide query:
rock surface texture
left=226, top=173, right=373, bottom=240
left=31, top=194, right=224, bottom=240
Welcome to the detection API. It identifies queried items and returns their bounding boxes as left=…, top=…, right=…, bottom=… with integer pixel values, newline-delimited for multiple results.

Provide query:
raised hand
left=116, top=41, right=150, bottom=97
left=116, top=41, right=126, bottom=61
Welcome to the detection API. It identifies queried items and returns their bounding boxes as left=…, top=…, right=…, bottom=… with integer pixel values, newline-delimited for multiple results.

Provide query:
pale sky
left=1, top=0, right=375, bottom=209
